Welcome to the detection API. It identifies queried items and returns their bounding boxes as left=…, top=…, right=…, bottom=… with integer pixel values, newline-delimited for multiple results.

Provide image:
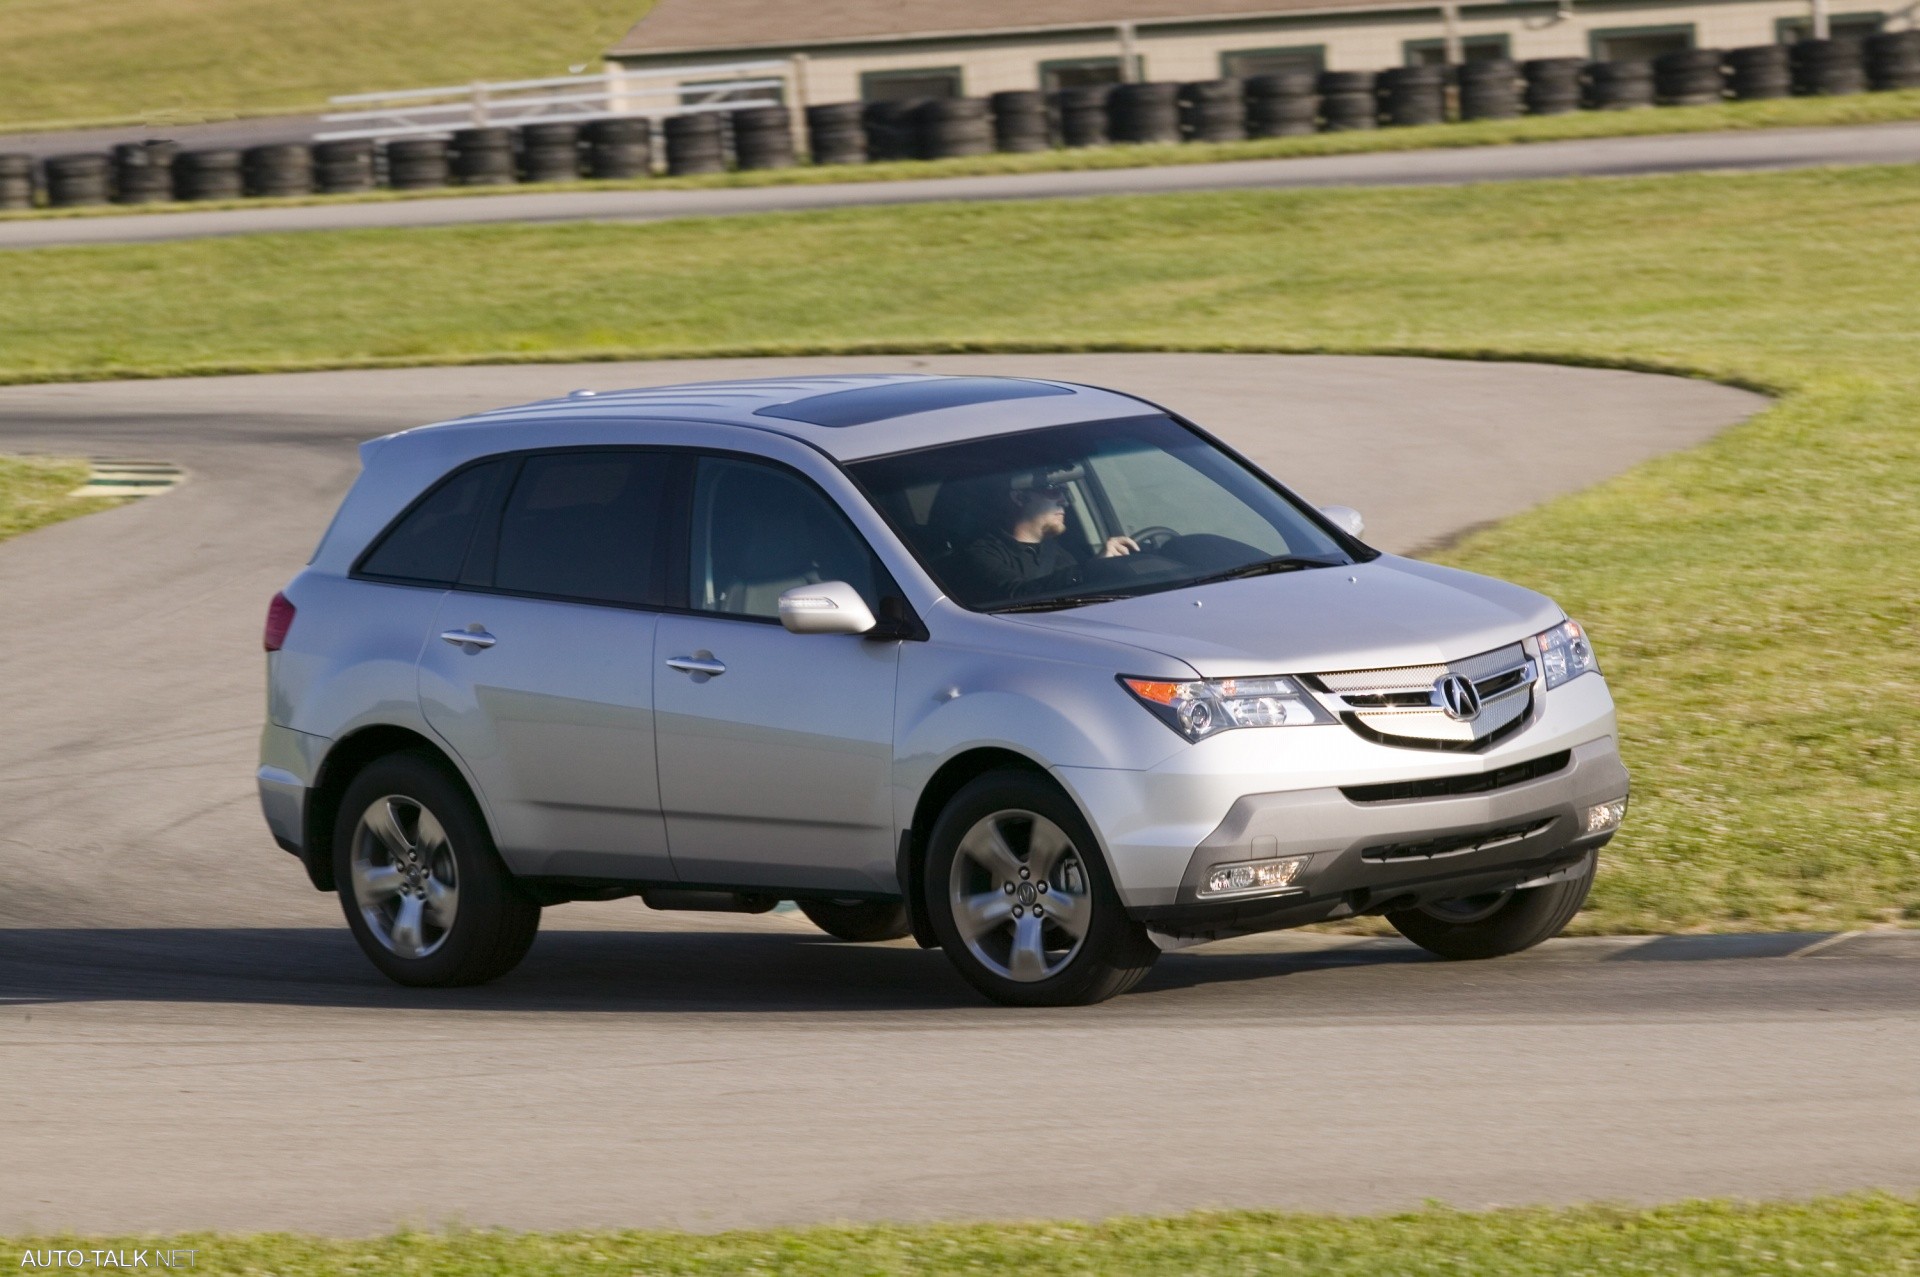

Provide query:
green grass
left=0, top=0, right=654, bottom=130
left=4, top=164, right=1919, bottom=932
left=8, top=1197, right=1919, bottom=1274
left=7, top=88, right=1920, bottom=221
left=0, top=455, right=118, bottom=542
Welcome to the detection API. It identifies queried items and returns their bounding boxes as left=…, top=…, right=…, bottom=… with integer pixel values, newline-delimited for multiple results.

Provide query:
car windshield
left=847, top=415, right=1357, bottom=612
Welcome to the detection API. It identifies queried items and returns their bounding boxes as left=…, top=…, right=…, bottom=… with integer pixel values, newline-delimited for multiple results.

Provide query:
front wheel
left=925, top=770, right=1158, bottom=1006
left=1387, top=853, right=1595, bottom=960
left=798, top=898, right=912, bottom=942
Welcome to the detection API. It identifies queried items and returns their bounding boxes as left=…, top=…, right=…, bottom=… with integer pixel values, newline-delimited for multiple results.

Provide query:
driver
left=958, top=467, right=1138, bottom=599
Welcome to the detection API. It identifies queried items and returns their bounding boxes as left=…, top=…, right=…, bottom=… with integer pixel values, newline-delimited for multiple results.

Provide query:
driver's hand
left=1100, top=535, right=1140, bottom=558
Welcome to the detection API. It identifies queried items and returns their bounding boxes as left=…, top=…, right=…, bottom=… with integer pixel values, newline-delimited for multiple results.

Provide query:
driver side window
left=688, top=456, right=886, bottom=620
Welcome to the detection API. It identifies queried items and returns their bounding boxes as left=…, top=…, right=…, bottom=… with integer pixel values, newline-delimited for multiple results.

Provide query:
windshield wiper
left=991, top=593, right=1135, bottom=614
left=1183, top=555, right=1345, bottom=588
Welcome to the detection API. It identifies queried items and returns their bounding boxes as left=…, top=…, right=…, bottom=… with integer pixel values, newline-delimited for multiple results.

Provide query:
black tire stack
left=1377, top=64, right=1447, bottom=127
left=519, top=122, right=581, bottom=183
left=1724, top=46, right=1792, bottom=100
left=584, top=118, right=653, bottom=178
left=451, top=127, right=516, bottom=185
left=805, top=102, right=867, bottom=166
left=914, top=98, right=993, bottom=159
left=1053, top=86, right=1111, bottom=147
left=1178, top=79, right=1247, bottom=141
left=990, top=90, right=1050, bottom=152
left=1458, top=59, right=1522, bottom=120
left=172, top=149, right=244, bottom=201
left=1790, top=38, right=1868, bottom=95
left=1523, top=58, right=1585, bottom=114
left=861, top=100, right=920, bottom=161
left=385, top=137, right=450, bottom=190
left=44, top=153, right=111, bottom=207
left=1318, top=70, right=1379, bottom=130
left=1109, top=82, right=1181, bottom=144
left=313, top=139, right=376, bottom=194
left=1653, top=48, right=1726, bottom=105
left=112, top=141, right=176, bottom=204
left=0, top=154, right=33, bottom=210
left=1585, top=60, right=1657, bottom=109
left=1867, top=31, right=1920, bottom=90
left=243, top=143, right=314, bottom=198
left=664, top=112, right=726, bottom=174
left=1245, top=71, right=1319, bottom=136
left=733, top=106, right=796, bottom=169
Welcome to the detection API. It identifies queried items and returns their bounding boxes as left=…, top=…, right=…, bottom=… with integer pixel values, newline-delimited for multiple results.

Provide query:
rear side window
left=357, top=460, right=509, bottom=585
left=492, top=451, right=672, bottom=607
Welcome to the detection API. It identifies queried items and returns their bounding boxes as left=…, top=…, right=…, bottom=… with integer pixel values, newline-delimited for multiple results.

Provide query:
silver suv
left=259, top=375, right=1628, bottom=1005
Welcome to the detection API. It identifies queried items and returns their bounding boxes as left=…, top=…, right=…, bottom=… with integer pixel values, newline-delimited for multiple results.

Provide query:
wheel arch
left=304, top=724, right=477, bottom=893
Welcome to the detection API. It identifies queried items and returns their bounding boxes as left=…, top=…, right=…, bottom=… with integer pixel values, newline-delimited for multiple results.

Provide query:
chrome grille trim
left=1308, top=642, right=1536, bottom=749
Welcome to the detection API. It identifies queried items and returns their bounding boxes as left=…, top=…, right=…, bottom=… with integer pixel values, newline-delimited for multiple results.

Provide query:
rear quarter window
left=356, top=460, right=510, bottom=585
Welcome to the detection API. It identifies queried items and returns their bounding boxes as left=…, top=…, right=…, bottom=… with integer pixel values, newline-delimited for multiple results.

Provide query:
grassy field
left=3, top=165, right=1917, bottom=932
left=0, top=0, right=653, bottom=129
left=0, top=455, right=117, bottom=541
left=8, top=1197, right=1919, bottom=1275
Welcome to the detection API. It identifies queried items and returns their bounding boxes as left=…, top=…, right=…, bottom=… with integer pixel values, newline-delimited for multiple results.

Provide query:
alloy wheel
left=350, top=794, right=459, bottom=959
left=947, top=809, right=1092, bottom=982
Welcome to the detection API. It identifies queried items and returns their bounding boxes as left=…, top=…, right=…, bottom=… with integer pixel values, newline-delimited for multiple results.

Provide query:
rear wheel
left=1387, top=853, right=1595, bottom=960
left=925, top=770, right=1158, bottom=1006
left=798, top=898, right=912, bottom=942
left=333, top=752, right=540, bottom=987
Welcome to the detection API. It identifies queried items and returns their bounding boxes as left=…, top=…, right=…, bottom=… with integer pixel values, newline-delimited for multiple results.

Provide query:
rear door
left=418, top=449, right=679, bottom=881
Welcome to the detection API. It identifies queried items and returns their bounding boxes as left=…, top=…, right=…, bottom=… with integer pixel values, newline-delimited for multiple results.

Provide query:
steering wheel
left=1130, top=526, right=1180, bottom=551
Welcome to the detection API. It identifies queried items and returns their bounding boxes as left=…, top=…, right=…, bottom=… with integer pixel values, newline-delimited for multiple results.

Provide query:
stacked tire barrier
left=243, top=143, right=314, bottom=197
left=1110, top=82, right=1181, bottom=143
left=173, top=149, right=243, bottom=201
left=519, top=122, right=582, bottom=183
left=731, top=106, right=796, bottom=169
left=451, top=127, right=516, bottom=185
left=0, top=154, right=33, bottom=210
left=1054, top=86, right=1111, bottom=147
left=1458, top=60, right=1522, bottom=120
left=1319, top=71, right=1379, bottom=130
left=1523, top=58, right=1586, bottom=114
left=44, top=153, right=111, bottom=207
left=1245, top=72, right=1319, bottom=136
left=584, top=118, right=653, bottom=178
left=1586, top=59, right=1656, bottom=109
left=664, top=112, right=725, bottom=174
left=113, top=141, right=175, bottom=203
left=1653, top=48, right=1727, bottom=105
left=314, top=139, right=376, bottom=194
left=861, top=100, right=919, bottom=161
left=1378, top=65, right=1447, bottom=127
left=384, top=138, right=450, bottom=190
left=1179, top=79, right=1247, bottom=141
left=915, top=98, right=993, bottom=159
left=805, top=103, right=867, bottom=166
left=1867, top=31, right=1920, bottom=90
left=1724, top=46, right=1791, bottom=100
left=990, top=91, right=1050, bottom=152
left=1791, top=38, right=1868, bottom=95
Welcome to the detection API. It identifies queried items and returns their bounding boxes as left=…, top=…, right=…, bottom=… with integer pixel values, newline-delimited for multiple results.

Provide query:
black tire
left=333, top=751, right=540, bottom=987
left=1387, top=852, right=1595, bottom=961
left=798, top=898, right=913, bottom=942
left=924, top=770, right=1158, bottom=1006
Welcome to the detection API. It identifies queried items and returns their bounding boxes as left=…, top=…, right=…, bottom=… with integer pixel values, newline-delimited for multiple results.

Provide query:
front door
left=653, top=455, right=901, bottom=893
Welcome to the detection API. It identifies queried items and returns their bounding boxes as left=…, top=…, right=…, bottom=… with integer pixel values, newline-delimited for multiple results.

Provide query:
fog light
left=1201, top=856, right=1307, bottom=898
left=1585, top=797, right=1628, bottom=834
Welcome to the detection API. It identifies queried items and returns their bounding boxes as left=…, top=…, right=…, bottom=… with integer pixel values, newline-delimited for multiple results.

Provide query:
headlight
left=1120, top=674, right=1332, bottom=742
left=1533, top=618, right=1599, bottom=689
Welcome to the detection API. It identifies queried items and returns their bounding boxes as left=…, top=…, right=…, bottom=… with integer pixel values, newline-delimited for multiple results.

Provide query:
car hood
left=1000, top=555, right=1562, bottom=676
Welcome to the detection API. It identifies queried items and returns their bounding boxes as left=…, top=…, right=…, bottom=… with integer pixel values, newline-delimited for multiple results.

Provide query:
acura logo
left=1435, top=673, right=1482, bottom=722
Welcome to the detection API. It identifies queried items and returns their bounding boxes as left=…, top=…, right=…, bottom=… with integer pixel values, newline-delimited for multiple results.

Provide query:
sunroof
left=754, top=377, right=1074, bottom=428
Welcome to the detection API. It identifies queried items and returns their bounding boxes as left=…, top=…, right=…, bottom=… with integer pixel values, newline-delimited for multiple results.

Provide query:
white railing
left=315, top=61, right=793, bottom=141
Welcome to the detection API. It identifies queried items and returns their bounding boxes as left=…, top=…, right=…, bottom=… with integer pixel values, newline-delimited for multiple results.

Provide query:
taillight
left=264, top=591, right=296, bottom=652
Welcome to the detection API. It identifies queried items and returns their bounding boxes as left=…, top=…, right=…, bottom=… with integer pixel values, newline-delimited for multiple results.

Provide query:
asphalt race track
left=3, top=120, right=1919, bottom=249
left=5, top=353, right=1916, bottom=1235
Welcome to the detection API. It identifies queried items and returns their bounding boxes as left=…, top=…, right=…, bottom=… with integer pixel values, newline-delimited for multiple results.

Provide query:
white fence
left=315, top=60, right=796, bottom=142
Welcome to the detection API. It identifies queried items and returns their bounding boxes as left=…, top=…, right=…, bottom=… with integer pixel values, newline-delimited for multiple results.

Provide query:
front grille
left=1341, top=750, right=1571, bottom=804
left=1361, top=818, right=1555, bottom=863
left=1308, top=642, right=1536, bottom=751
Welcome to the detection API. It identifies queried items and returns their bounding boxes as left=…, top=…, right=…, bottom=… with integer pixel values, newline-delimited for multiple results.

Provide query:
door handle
left=440, top=628, right=496, bottom=650
left=665, top=655, right=726, bottom=677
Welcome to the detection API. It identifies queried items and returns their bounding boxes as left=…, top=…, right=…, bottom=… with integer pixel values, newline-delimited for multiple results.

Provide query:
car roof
left=383, top=373, right=1164, bottom=464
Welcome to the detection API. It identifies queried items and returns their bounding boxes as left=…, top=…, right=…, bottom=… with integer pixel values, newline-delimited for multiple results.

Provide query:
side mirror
left=777, top=581, right=877, bottom=635
left=1319, top=505, right=1365, bottom=539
